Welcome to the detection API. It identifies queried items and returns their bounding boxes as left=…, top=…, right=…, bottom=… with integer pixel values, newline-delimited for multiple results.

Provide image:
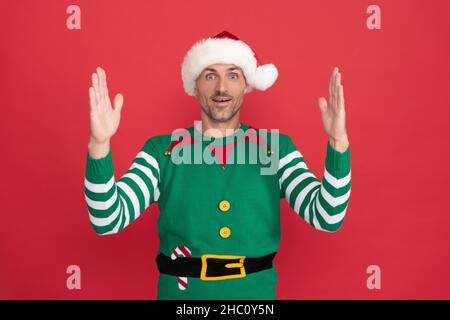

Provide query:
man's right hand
left=88, top=66, right=124, bottom=158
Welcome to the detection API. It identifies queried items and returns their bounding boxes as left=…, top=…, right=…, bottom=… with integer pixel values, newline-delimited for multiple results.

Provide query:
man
left=84, top=31, right=351, bottom=299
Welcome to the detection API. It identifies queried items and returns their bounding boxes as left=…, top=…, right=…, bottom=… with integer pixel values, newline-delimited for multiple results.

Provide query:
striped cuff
left=85, top=148, right=114, bottom=183
left=325, top=141, right=350, bottom=178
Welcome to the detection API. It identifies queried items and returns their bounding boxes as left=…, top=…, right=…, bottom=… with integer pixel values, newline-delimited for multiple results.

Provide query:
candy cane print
left=171, top=245, right=192, bottom=290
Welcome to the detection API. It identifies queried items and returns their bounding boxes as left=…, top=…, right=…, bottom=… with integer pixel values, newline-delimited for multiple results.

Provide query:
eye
left=229, top=73, right=239, bottom=79
left=206, top=74, right=216, bottom=80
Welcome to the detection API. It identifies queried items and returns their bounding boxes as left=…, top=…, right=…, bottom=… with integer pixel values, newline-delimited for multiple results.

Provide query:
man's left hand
left=318, top=67, right=349, bottom=153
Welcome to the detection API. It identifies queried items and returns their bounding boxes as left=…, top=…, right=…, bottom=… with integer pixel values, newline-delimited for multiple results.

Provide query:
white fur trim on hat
left=181, top=36, right=278, bottom=96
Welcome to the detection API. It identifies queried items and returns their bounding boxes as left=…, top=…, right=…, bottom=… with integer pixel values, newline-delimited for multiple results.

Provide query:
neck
left=197, top=115, right=241, bottom=138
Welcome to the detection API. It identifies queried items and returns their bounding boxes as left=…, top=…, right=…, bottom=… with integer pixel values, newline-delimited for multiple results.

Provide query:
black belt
left=156, top=252, right=277, bottom=281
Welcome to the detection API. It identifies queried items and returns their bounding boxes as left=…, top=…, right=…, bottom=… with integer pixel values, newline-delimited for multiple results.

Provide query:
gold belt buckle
left=200, top=254, right=246, bottom=281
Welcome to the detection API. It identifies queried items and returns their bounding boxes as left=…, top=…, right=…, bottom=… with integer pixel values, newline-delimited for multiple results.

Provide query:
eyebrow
left=203, top=67, right=241, bottom=73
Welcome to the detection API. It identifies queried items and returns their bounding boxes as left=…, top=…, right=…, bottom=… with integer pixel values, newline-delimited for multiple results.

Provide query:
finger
left=331, top=70, right=338, bottom=108
left=328, top=67, right=338, bottom=97
left=99, top=67, right=107, bottom=100
left=329, top=94, right=335, bottom=111
left=101, top=68, right=109, bottom=100
left=92, top=73, right=101, bottom=104
left=96, top=66, right=104, bottom=100
left=329, top=67, right=336, bottom=98
left=334, top=72, right=341, bottom=105
left=338, top=85, right=345, bottom=110
left=113, top=93, right=124, bottom=112
left=89, top=87, right=96, bottom=111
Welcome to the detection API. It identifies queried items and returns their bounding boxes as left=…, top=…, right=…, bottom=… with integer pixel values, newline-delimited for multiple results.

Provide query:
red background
left=1, top=0, right=449, bottom=299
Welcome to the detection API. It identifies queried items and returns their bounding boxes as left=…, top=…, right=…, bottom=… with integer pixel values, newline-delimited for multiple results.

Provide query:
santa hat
left=181, top=30, right=278, bottom=96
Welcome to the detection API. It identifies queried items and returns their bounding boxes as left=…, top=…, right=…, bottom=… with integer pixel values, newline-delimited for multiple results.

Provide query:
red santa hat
left=181, top=30, right=278, bottom=96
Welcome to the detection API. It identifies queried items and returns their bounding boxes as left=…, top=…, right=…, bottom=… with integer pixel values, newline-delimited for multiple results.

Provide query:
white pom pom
left=253, top=64, right=278, bottom=91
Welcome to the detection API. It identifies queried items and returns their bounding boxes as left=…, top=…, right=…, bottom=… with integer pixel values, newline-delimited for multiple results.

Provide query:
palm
left=318, top=67, right=347, bottom=140
left=89, top=67, right=123, bottom=144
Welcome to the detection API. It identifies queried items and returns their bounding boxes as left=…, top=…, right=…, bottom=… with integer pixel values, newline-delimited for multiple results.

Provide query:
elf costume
left=84, top=31, right=352, bottom=300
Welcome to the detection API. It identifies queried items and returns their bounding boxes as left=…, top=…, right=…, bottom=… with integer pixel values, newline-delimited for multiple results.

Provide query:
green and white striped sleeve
left=84, top=139, right=160, bottom=235
left=278, top=136, right=351, bottom=232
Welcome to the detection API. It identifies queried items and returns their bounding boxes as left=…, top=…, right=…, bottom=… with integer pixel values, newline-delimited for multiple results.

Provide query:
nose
left=215, top=75, right=228, bottom=94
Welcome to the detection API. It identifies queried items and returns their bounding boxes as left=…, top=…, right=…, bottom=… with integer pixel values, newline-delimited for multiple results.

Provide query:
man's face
left=194, top=64, right=249, bottom=123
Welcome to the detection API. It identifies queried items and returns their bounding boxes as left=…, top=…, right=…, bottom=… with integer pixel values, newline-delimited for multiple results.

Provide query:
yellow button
left=219, top=227, right=231, bottom=238
left=218, top=200, right=231, bottom=212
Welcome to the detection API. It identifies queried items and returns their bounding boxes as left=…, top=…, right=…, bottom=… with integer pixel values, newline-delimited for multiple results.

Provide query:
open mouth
left=212, top=97, right=232, bottom=107
left=212, top=97, right=232, bottom=102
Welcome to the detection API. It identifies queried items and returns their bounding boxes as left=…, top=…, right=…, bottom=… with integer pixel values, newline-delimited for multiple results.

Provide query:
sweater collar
left=187, top=122, right=249, bottom=146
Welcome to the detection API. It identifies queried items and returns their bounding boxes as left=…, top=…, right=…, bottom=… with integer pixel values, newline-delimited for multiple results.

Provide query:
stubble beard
left=201, top=101, right=241, bottom=123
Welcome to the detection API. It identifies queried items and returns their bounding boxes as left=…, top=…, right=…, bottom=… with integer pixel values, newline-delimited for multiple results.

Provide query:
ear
left=244, top=84, right=250, bottom=94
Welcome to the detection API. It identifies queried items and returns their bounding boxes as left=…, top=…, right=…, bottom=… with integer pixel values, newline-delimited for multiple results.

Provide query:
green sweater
left=84, top=122, right=351, bottom=299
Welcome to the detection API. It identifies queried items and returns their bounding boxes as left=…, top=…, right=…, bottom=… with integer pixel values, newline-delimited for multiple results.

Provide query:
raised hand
left=89, top=66, right=124, bottom=143
left=317, top=67, right=349, bottom=152
left=88, top=67, right=124, bottom=158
